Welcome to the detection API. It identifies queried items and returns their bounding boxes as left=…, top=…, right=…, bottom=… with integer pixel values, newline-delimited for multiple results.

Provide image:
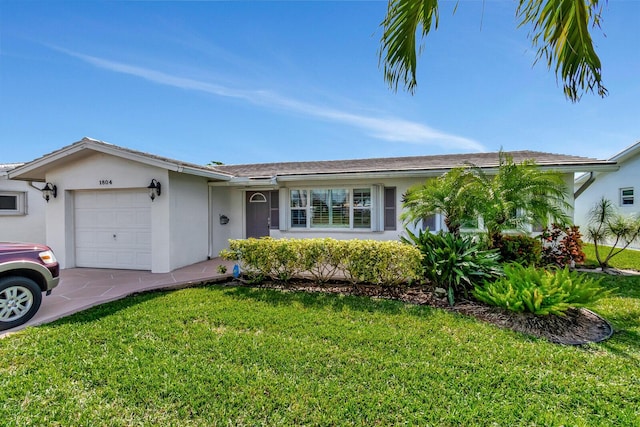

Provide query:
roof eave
left=8, top=139, right=232, bottom=181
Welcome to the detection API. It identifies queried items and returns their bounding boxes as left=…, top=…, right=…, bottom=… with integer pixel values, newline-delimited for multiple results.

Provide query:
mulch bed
left=241, top=279, right=613, bottom=346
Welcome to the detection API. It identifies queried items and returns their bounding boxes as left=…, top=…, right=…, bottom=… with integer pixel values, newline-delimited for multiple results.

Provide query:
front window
left=289, top=187, right=371, bottom=229
left=290, top=190, right=308, bottom=228
left=621, top=188, right=634, bottom=206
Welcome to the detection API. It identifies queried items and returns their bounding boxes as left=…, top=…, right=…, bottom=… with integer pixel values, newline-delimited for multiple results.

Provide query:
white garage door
left=75, top=190, right=152, bottom=270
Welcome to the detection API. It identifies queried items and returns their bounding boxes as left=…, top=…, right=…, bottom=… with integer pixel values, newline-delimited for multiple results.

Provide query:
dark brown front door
left=246, top=192, right=270, bottom=238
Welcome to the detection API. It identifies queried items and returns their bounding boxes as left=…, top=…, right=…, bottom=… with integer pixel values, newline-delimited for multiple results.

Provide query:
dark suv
left=0, top=242, right=60, bottom=331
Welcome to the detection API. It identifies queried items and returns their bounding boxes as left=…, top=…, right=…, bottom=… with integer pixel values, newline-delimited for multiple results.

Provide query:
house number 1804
left=99, top=179, right=113, bottom=185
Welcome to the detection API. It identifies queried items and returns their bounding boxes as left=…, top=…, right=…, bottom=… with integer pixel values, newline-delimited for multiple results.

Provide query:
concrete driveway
left=1, top=257, right=235, bottom=337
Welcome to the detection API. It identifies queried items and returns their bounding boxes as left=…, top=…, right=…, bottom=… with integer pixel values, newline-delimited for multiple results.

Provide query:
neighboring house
left=8, top=137, right=617, bottom=273
left=574, top=141, right=640, bottom=249
left=0, top=163, right=47, bottom=244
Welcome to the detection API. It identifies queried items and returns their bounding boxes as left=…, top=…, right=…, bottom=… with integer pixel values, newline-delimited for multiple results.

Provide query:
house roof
left=8, top=137, right=618, bottom=184
left=215, top=150, right=617, bottom=181
left=609, top=140, right=640, bottom=164
left=8, top=138, right=233, bottom=182
left=0, top=163, right=24, bottom=174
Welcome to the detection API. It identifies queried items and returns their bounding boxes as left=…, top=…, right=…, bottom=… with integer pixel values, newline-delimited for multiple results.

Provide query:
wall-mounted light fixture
left=41, top=182, right=57, bottom=202
left=147, top=179, right=161, bottom=201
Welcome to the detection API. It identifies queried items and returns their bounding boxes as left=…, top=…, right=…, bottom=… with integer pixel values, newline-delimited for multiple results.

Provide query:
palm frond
left=379, top=0, right=440, bottom=93
left=517, top=0, right=607, bottom=102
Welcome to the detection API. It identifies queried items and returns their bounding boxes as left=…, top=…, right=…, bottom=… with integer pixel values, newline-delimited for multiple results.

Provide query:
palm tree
left=401, top=166, right=476, bottom=237
left=468, top=152, right=571, bottom=247
left=379, top=0, right=607, bottom=102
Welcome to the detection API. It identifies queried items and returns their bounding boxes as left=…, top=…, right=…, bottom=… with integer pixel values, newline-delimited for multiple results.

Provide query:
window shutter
left=269, top=190, right=280, bottom=229
left=384, top=187, right=396, bottom=231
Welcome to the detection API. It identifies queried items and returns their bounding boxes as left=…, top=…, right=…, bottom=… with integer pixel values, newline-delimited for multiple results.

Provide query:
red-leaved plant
left=541, top=224, right=585, bottom=267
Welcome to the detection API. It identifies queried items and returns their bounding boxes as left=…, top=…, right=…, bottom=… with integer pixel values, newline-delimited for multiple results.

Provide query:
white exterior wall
left=168, top=171, right=210, bottom=270
left=210, top=172, right=579, bottom=252
left=575, top=152, right=640, bottom=249
left=209, top=186, right=244, bottom=257
left=44, top=152, right=172, bottom=272
left=209, top=177, right=430, bottom=252
left=272, top=177, right=423, bottom=241
left=0, top=174, right=46, bottom=243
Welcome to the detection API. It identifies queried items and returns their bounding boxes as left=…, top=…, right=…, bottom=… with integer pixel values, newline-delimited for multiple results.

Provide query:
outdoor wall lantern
left=41, top=182, right=57, bottom=202
left=219, top=214, right=230, bottom=225
left=147, top=179, right=161, bottom=201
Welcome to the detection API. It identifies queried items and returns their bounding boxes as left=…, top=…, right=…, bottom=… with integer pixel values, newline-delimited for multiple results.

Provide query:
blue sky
left=1, top=1, right=638, bottom=166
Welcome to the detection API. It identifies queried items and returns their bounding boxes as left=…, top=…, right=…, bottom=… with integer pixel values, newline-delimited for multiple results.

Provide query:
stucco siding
left=575, top=152, right=640, bottom=249
left=0, top=175, right=46, bottom=243
left=168, top=171, right=210, bottom=270
left=43, top=152, right=171, bottom=271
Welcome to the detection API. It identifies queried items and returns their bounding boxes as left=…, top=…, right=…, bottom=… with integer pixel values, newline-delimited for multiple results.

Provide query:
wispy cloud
left=58, top=48, right=485, bottom=152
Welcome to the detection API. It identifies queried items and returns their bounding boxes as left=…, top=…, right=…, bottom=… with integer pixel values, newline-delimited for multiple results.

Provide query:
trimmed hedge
left=220, top=237, right=423, bottom=286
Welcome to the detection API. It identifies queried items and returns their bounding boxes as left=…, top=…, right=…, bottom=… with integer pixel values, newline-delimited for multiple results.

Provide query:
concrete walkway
left=1, top=257, right=236, bottom=336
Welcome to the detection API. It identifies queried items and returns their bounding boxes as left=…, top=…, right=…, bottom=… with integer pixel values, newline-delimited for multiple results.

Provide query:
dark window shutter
left=384, top=187, right=396, bottom=230
left=269, top=190, right=280, bottom=229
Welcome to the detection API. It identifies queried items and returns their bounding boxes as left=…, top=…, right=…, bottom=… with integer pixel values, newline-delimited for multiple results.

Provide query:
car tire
left=0, top=276, right=42, bottom=331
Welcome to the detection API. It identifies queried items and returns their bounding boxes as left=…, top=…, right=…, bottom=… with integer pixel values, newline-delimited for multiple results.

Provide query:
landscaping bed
left=240, top=278, right=614, bottom=346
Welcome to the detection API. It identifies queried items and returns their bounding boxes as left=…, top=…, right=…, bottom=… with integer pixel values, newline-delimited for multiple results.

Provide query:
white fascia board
left=177, top=166, right=232, bottom=180
left=8, top=143, right=89, bottom=179
left=209, top=177, right=277, bottom=187
left=610, top=141, right=640, bottom=163
left=274, top=170, right=450, bottom=182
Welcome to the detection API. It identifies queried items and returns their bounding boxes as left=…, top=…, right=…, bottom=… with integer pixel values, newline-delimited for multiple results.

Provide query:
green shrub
left=472, top=264, right=612, bottom=316
left=402, top=229, right=502, bottom=305
left=341, top=240, right=423, bottom=286
left=221, top=238, right=303, bottom=283
left=221, top=238, right=422, bottom=286
left=495, top=234, right=542, bottom=266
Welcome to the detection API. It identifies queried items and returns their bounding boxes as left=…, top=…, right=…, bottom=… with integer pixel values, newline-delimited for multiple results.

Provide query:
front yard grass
left=583, top=243, right=640, bottom=271
left=1, top=274, right=639, bottom=426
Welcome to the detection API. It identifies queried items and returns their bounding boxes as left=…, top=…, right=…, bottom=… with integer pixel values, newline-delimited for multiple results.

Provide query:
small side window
left=621, top=188, right=634, bottom=206
left=0, top=192, right=26, bottom=215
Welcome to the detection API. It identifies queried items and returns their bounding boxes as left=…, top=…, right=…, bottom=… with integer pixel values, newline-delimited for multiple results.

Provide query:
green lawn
left=1, top=274, right=639, bottom=426
left=582, top=243, right=640, bottom=271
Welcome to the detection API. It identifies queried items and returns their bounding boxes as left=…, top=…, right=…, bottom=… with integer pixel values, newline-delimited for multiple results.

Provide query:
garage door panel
left=75, top=190, right=152, bottom=270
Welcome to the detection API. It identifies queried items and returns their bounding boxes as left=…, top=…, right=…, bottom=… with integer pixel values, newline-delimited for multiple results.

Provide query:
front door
left=246, top=192, right=270, bottom=238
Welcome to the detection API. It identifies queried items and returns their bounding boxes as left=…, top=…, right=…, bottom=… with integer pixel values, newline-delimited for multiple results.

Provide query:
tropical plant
left=473, top=264, right=612, bottom=316
left=379, top=0, right=607, bottom=102
left=541, top=224, right=586, bottom=267
left=585, top=197, right=640, bottom=270
left=468, top=151, right=571, bottom=248
left=401, top=167, right=476, bottom=237
left=494, top=234, right=543, bottom=266
left=401, top=228, right=502, bottom=305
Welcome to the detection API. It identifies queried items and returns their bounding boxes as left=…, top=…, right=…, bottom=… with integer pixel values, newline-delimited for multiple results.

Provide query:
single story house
left=8, top=137, right=617, bottom=273
left=574, top=140, right=640, bottom=249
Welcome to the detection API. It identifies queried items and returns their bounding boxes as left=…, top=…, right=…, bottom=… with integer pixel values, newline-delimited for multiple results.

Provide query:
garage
left=74, top=189, right=152, bottom=270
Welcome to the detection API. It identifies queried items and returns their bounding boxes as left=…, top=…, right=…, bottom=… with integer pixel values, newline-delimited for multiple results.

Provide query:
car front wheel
left=0, top=276, right=42, bottom=331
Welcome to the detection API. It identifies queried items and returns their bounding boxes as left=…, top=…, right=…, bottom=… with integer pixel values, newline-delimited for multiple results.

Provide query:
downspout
left=574, top=172, right=596, bottom=199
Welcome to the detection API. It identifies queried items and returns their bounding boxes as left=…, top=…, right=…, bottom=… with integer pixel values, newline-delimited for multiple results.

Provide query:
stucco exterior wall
left=209, top=186, right=244, bottom=257
left=0, top=174, right=46, bottom=243
left=574, top=152, right=639, bottom=249
left=168, top=171, right=210, bottom=270
left=44, top=152, right=172, bottom=272
left=210, top=172, right=579, bottom=252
